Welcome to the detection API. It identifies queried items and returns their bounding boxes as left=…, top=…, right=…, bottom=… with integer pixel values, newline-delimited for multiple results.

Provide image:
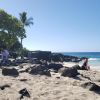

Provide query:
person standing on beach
left=1, top=48, right=9, bottom=63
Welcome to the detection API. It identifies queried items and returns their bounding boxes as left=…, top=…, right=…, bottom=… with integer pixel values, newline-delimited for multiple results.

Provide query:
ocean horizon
left=61, top=52, right=100, bottom=69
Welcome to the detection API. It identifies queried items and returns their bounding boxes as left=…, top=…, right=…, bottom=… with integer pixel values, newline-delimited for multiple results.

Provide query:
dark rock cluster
left=0, top=51, right=86, bottom=77
left=0, top=51, right=85, bottom=67
left=2, top=67, right=19, bottom=77
left=26, top=51, right=83, bottom=62
left=29, top=64, right=51, bottom=77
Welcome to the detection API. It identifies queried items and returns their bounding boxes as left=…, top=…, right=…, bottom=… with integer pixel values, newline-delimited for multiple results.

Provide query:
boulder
left=81, top=82, right=100, bottom=94
left=19, top=88, right=30, bottom=99
left=29, top=65, right=51, bottom=76
left=60, top=67, right=79, bottom=77
left=47, top=63, right=63, bottom=71
left=2, top=68, right=19, bottom=76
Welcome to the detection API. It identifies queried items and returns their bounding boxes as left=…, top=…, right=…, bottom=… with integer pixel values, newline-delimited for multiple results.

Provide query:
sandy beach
left=0, top=62, right=100, bottom=100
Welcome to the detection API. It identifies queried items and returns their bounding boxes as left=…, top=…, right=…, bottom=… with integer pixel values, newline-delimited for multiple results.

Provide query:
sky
left=0, top=0, right=100, bottom=52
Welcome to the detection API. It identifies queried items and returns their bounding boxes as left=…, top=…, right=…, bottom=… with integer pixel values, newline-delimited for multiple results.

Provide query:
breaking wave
left=89, top=58, right=100, bottom=61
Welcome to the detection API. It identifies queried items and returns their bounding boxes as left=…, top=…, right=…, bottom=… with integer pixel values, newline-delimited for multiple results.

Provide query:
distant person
left=81, top=58, right=90, bottom=70
left=1, top=48, right=9, bottom=63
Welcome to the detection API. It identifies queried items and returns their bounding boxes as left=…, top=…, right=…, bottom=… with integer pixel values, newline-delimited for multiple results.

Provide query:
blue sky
left=0, top=0, right=100, bottom=52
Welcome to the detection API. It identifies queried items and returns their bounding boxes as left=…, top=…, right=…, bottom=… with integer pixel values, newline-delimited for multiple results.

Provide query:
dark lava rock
left=30, top=58, right=42, bottom=64
left=2, top=68, right=19, bottom=76
left=19, top=88, right=30, bottom=99
left=47, top=63, right=63, bottom=71
left=60, top=67, right=79, bottom=77
left=51, top=53, right=64, bottom=62
left=29, top=51, right=51, bottom=61
left=29, top=65, right=51, bottom=77
left=0, top=84, right=10, bottom=90
left=64, top=55, right=81, bottom=62
left=81, top=82, right=100, bottom=94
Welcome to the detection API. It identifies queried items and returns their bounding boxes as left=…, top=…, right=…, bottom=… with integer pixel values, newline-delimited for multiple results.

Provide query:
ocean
left=62, top=52, right=100, bottom=69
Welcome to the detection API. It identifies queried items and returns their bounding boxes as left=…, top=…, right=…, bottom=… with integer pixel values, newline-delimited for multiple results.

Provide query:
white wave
left=89, top=58, right=100, bottom=61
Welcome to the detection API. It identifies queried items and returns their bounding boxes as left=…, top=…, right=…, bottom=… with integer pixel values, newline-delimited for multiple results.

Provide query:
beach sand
left=0, top=62, right=100, bottom=100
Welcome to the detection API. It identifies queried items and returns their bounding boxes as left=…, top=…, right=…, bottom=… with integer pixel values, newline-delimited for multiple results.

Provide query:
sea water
left=62, top=52, right=100, bottom=69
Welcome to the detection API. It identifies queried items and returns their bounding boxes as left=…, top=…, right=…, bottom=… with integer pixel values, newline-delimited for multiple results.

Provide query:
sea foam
left=89, top=58, right=100, bottom=61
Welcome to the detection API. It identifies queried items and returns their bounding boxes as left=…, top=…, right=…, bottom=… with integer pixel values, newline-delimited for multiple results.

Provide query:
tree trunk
left=21, top=38, right=23, bottom=59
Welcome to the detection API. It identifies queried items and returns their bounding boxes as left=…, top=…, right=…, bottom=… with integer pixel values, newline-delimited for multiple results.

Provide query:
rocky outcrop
left=2, top=68, right=19, bottom=76
left=28, top=51, right=51, bottom=61
left=29, top=65, right=51, bottom=76
left=27, top=51, right=82, bottom=63
left=60, top=67, right=79, bottom=77
left=64, top=55, right=81, bottom=62
left=47, top=63, right=63, bottom=71
left=1, top=51, right=83, bottom=67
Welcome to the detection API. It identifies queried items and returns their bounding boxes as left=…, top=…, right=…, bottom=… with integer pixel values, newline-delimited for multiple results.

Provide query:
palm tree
left=19, top=12, right=33, bottom=46
left=19, top=12, right=33, bottom=58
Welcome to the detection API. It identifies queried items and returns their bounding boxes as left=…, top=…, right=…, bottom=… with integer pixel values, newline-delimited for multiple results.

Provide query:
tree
left=0, top=9, right=25, bottom=50
left=19, top=12, right=33, bottom=58
left=19, top=12, right=33, bottom=46
left=9, top=40, right=22, bottom=51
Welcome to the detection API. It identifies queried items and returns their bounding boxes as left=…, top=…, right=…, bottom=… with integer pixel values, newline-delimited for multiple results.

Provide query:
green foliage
left=0, top=31, right=17, bottom=49
left=0, top=9, right=25, bottom=34
left=0, top=9, right=26, bottom=50
left=19, top=11, right=33, bottom=44
left=9, top=40, right=22, bottom=51
left=0, top=9, right=33, bottom=54
left=19, top=12, right=33, bottom=27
